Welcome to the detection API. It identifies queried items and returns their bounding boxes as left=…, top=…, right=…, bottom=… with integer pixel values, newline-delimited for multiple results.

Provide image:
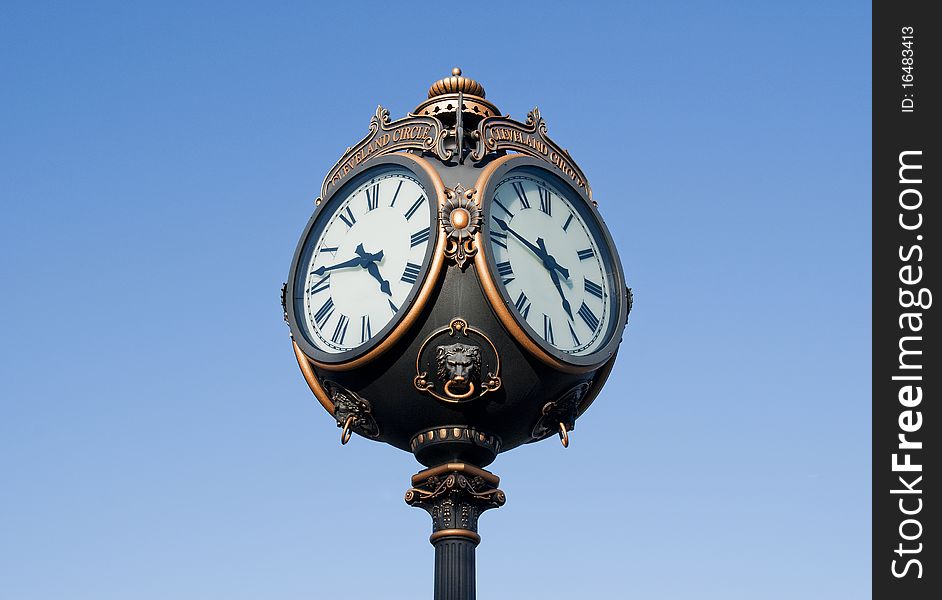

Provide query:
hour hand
left=536, top=237, right=569, bottom=280
left=312, top=256, right=366, bottom=276
left=365, top=261, right=392, bottom=296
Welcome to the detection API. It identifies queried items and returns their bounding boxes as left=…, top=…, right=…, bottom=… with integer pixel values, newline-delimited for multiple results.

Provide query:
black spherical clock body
left=283, top=75, right=630, bottom=468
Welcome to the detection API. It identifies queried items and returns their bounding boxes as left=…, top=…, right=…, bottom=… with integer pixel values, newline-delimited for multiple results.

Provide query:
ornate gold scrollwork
left=320, top=106, right=451, bottom=198
left=470, top=107, right=593, bottom=200
left=441, top=184, right=481, bottom=269
left=414, top=318, right=501, bottom=403
left=405, top=472, right=505, bottom=505
left=405, top=464, right=506, bottom=546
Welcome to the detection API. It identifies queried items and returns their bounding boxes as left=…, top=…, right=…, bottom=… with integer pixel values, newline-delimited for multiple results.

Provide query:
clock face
left=485, top=167, right=617, bottom=358
left=294, top=164, right=435, bottom=357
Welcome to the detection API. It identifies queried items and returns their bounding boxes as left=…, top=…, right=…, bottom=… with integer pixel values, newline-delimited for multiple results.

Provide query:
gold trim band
left=429, top=529, right=481, bottom=545
left=293, top=340, right=335, bottom=415
left=411, top=463, right=500, bottom=487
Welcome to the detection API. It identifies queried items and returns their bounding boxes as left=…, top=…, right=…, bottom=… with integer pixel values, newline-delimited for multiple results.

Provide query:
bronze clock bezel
left=286, top=152, right=447, bottom=371
left=473, top=155, right=628, bottom=373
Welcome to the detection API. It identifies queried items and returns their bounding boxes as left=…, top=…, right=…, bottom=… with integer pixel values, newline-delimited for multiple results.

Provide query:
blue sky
left=1, top=2, right=871, bottom=598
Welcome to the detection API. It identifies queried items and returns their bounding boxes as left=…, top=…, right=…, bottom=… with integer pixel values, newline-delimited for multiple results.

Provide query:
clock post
left=282, top=69, right=631, bottom=600
left=406, top=463, right=504, bottom=600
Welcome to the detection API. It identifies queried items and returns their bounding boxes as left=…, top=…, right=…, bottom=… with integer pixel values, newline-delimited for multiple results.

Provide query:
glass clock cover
left=484, top=165, right=621, bottom=361
left=291, top=162, right=436, bottom=361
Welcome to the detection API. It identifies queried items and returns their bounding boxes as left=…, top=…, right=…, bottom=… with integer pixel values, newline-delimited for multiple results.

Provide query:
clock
left=475, top=156, right=627, bottom=371
left=280, top=71, right=636, bottom=596
left=285, top=154, right=445, bottom=368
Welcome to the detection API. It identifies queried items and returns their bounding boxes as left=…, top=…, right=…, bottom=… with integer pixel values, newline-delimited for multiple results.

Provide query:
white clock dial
left=300, top=167, right=433, bottom=354
left=487, top=171, right=613, bottom=356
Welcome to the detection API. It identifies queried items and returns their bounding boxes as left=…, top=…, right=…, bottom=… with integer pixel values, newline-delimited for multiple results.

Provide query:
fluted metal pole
left=433, top=533, right=477, bottom=600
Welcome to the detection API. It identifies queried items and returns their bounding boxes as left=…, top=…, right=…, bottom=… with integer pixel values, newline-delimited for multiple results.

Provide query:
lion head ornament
left=436, top=343, right=481, bottom=400
left=414, top=318, right=502, bottom=403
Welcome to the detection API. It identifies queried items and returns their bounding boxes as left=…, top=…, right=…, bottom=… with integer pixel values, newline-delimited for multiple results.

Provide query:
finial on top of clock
left=427, top=67, right=486, bottom=99
left=414, top=68, right=499, bottom=123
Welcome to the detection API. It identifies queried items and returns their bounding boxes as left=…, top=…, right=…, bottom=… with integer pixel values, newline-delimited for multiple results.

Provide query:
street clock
left=282, top=68, right=632, bottom=600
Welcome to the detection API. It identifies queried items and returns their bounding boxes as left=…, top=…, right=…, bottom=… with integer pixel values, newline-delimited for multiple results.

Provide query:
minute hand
left=492, top=217, right=569, bottom=279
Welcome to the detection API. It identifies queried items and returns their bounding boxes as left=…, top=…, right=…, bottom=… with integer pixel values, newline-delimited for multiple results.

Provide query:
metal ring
left=341, top=415, right=354, bottom=445
left=558, top=422, right=569, bottom=448
left=444, top=379, right=475, bottom=400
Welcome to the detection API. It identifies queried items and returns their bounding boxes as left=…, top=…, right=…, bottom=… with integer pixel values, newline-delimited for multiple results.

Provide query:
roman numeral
left=492, top=196, right=515, bottom=218
left=410, top=227, right=430, bottom=247
left=308, top=274, right=330, bottom=295
left=568, top=321, right=581, bottom=346
left=543, top=314, right=554, bottom=344
left=577, top=301, right=600, bottom=331
left=577, top=248, right=595, bottom=261
left=584, top=278, right=604, bottom=300
left=496, top=261, right=514, bottom=285
left=562, top=213, right=574, bottom=232
left=538, top=186, right=552, bottom=215
left=511, top=182, right=530, bottom=208
left=366, top=182, right=380, bottom=211
left=491, top=230, right=508, bottom=249
left=331, top=314, right=349, bottom=344
left=401, top=261, right=421, bottom=284
left=387, top=299, right=399, bottom=313
left=319, top=246, right=339, bottom=254
left=360, top=315, right=372, bottom=343
left=314, top=297, right=334, bottom=329
left=514, top=291, right=531, bottom=319
left=404, top=195, right=425, bottom=220
left=338, top=206, right=357, bottom=228
left=390, top=180, right=403, bottom=207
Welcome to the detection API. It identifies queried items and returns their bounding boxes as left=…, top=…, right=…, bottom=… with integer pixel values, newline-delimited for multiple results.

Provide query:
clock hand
left=494, top=228, right=571, bottom=318
left=312, top=244, right=385, bottom=276
left=353, top=243, right=384, bottom=263
left=492, top=216, right=547, bottom=260
left=364, top=261, right=392, bottom=296
left=312, top=255, right=368, bottom=276
left=536, top=237, right=570, bottom=280
left=492, top=217, right=570, bottom=279
left=352, top=242, right=391, bottom=295
left=548, top=267, right=574, bottom=321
